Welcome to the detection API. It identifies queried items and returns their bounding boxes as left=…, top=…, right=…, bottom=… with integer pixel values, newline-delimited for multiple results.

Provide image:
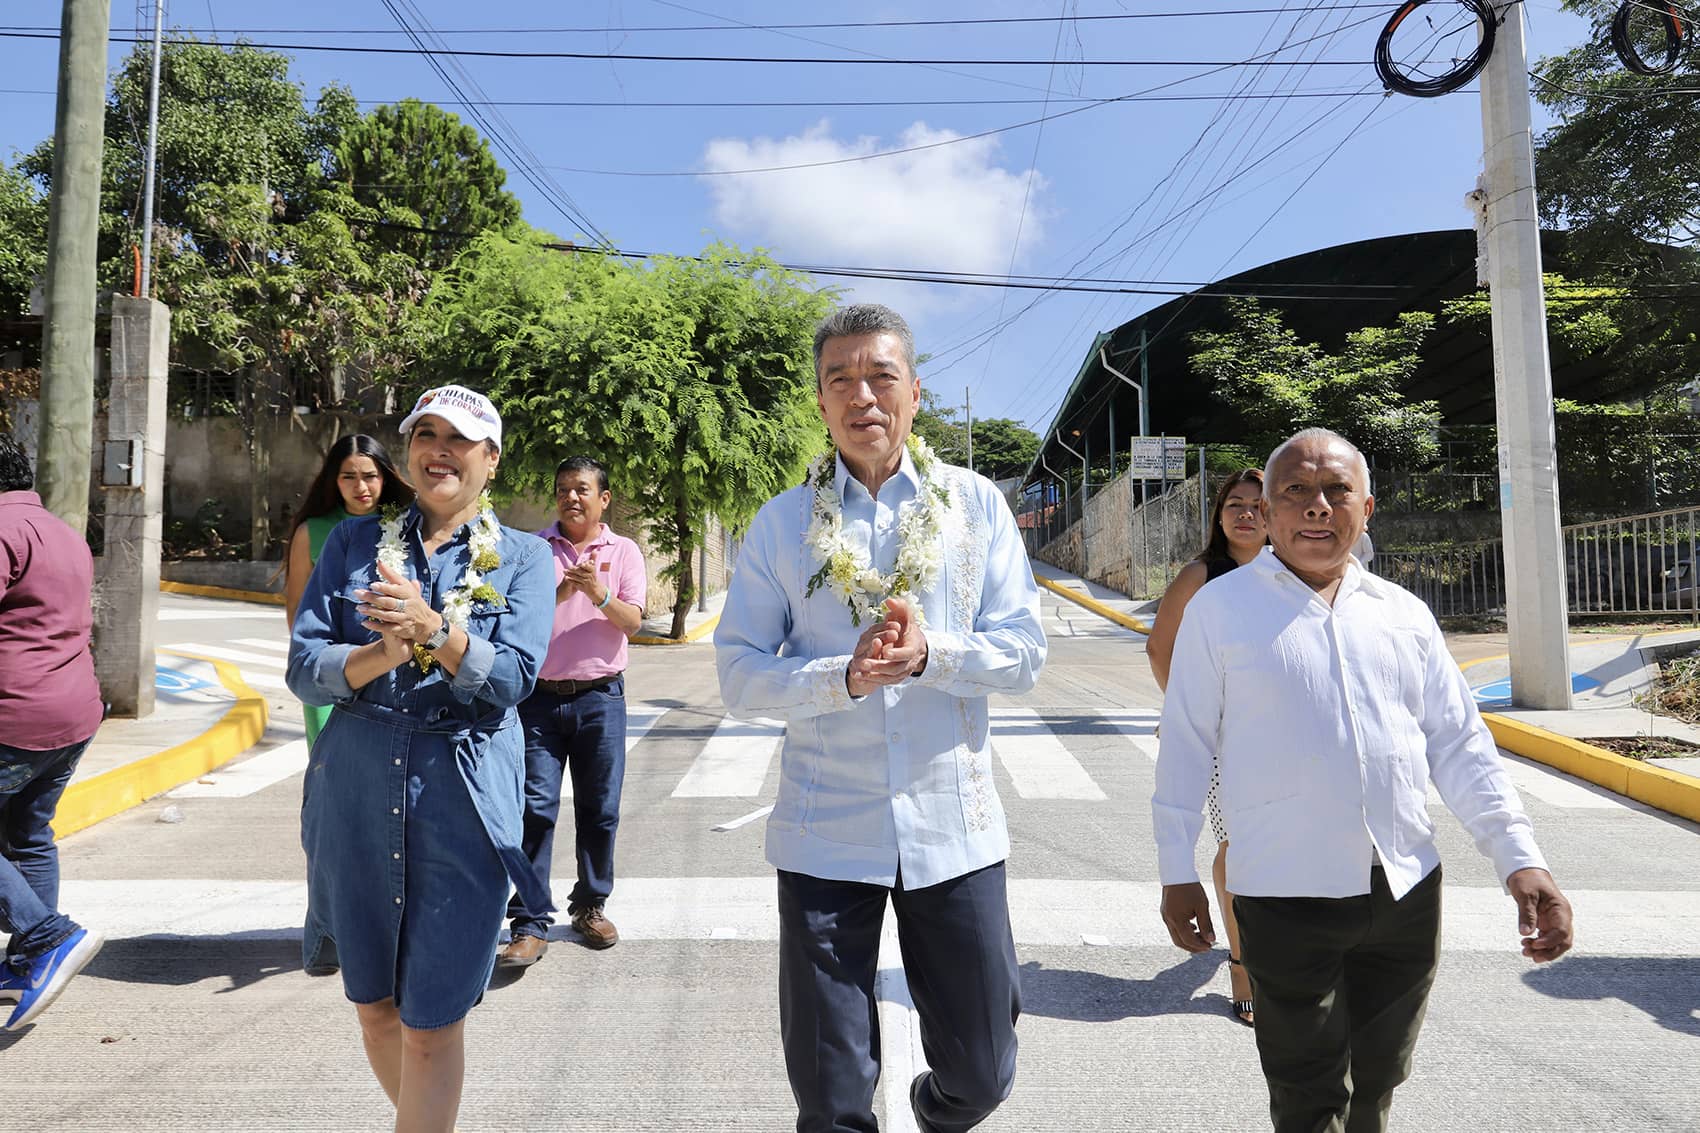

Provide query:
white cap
left=398, top=385, right=503, bottom=450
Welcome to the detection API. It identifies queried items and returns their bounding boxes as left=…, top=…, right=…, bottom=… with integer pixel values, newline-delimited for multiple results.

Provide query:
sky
left=0, top=0, right=1594, bottom=439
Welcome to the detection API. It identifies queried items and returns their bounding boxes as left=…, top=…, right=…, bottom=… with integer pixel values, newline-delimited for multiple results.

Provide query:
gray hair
left=1263, top=428, right=1371, bottom=496
left=812, top=303, right=918, bottom=383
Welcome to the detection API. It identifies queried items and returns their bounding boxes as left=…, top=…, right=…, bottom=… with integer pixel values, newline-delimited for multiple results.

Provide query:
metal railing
left=1370, top=504, right=1700, bottom=619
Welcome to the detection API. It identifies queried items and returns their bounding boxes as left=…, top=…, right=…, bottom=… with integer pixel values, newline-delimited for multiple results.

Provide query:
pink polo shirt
left=536, top=521, right=647, bottom=681
left=0, top=491, right=104, bottom=749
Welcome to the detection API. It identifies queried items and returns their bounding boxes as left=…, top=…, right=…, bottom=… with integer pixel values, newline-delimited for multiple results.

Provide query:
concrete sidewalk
left=1032, top=561, right=1700, bottom=823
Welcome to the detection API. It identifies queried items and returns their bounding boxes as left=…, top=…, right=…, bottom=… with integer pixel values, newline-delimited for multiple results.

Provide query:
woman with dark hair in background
left=284, top=434, right=414, bottom=748
left=1146, top=467, right=1268, bottom=1026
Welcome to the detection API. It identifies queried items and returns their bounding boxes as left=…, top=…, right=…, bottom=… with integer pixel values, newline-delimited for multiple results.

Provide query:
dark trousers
left=777, top=863, right=1021, bottom=1133
left=506, top=679, right=626, bottom=937
left=1234, top=865, right=1444, bottom=1133
left=0, top=739, right=91, bottom=966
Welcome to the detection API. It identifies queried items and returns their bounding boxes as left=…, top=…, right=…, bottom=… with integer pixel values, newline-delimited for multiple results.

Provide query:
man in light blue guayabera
left=716, top=304, right=1047, bottom=1133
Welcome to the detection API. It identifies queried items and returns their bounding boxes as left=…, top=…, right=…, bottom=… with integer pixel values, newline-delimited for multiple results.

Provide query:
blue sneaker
left=2, top=928, right=105, bottom=1031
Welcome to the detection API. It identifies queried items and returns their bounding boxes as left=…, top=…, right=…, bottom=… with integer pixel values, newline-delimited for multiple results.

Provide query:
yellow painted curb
left=52, top=656, right=269, bottom=838
left=1483, top=713, right=1700, bottom=824
left=633, top=612, right=721, bottom=646
left=1033, top=573, right=1153, bottom=635
left=161, top=579, right=285, bottom=606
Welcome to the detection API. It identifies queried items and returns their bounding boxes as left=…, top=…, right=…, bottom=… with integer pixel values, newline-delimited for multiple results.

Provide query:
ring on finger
left=393, top=597, right=405, bottom=612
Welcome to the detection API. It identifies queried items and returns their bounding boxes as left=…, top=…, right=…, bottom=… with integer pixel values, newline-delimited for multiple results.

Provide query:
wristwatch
left=422, top=620, right=451, bottom=652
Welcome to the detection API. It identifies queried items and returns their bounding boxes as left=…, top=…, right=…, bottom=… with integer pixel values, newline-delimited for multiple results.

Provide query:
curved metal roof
left=1025, top=228, right=1619, bottom=484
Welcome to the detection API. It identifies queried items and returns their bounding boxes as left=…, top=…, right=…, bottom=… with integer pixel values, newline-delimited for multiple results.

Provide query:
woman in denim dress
left=287, top=385, right=553, bottom=1132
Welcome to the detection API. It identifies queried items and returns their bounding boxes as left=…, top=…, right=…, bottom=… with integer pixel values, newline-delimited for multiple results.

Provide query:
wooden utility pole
left=38, top=0, right=110, bottom=533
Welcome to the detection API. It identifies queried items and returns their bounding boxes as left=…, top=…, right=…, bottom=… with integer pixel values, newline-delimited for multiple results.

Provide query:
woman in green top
left=284, top=434, right=414, bottom=745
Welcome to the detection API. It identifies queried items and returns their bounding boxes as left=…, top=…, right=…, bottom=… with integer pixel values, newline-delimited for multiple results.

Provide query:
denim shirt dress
left=286, top=507, right=553, bottom=1029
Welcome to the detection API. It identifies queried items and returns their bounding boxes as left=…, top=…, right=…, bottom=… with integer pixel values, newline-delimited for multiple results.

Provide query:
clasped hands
left=356, top=561, right=444, bottom=665
left=845, top=596, right=928, bottom=699
left=558, top=551, right=609, bottom=607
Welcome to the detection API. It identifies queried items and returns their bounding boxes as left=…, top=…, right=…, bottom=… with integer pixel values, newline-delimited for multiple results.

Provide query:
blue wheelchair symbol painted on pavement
left=1472, top=673, right=1599, bottom=708
left=155, top=665, right=214, bottom=693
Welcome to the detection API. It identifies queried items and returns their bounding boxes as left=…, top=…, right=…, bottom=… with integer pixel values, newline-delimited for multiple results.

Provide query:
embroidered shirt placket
left=1324, top=586, right=1380, bottom=870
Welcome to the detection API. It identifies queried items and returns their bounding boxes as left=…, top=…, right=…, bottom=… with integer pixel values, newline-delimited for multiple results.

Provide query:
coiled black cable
left=1374, top=0, right=1498, bottom=97
left=1610, top=0, right=1689, bottom=76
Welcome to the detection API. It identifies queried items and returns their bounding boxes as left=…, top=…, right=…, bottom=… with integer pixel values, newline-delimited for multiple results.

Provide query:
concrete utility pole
left=1480, top=1, right=1573, bottom=709
left=38, top=0, right=111, bottom=534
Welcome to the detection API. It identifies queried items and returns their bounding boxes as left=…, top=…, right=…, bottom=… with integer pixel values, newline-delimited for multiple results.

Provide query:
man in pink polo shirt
left=0, top=432, right=106, bottom=1029
left=500, top=456, right=646, bottom=964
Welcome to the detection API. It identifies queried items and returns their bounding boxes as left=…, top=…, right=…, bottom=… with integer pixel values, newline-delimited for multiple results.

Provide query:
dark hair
left=0, top=432, right=32, bottom=493
left=813, top=303, right=917, bottom=385
left=554, top=455, right=609, bottom=494
left=1197, top=468, right=1265, bottom=563
left=288, top=434, right=414, bottom=541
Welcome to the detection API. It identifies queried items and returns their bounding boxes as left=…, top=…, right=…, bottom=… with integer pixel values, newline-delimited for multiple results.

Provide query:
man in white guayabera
left=715, top=304, right=1046, bottom=1133
left=1153, top=427, right=1574, bottom=1133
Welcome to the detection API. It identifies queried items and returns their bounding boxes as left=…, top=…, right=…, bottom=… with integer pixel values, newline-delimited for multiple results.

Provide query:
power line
left=0, top=30, right=1384, bottom=66
left=0, top=8, right=1412, bottom=36
left=374, top=0, right=610, bottom=248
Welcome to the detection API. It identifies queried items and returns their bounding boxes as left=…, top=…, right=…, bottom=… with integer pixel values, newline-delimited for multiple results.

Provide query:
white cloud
left=699, top=120, right=1048, bottom=312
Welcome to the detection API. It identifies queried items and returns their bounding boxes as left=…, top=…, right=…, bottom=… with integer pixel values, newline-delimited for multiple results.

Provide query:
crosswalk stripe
left=158, top=609, right=284, bottom=622
left=1092, top=710, right=1161, bottom=761
left=672, top=716, right=784, bottom=797
left=160, top=649, right=290, bottom=692
left=168, top=741, right=309, bottom=798
left=560, top=705, right=670, bottom=799
left=232, top=638, right=290, bottom=654
left=164, top=643, right=286, bottom=670
left=990, top=709, right=1108, bottom=800
left=52, top=877, right=1681, bottom=955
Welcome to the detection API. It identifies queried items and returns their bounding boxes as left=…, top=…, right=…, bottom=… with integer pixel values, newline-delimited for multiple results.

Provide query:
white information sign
left=1128, top=436, right=1186, bottom=480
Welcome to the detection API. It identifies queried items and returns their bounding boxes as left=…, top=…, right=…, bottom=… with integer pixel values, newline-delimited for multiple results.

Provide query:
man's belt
left=535, top=673, right=621, bottom=697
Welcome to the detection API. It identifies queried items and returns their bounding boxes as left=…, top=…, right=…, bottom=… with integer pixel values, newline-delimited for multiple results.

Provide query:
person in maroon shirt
left=0, top=432, right=106, bottom=1031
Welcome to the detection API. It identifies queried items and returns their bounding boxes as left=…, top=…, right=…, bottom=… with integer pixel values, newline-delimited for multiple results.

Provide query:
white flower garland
left=804, top=434, right=950, bottom=627
left=376, top=493, right=506, bottom=671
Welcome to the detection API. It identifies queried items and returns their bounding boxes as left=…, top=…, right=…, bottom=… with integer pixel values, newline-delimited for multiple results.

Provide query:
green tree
left=152, top=182, right=426, bottom=553
left=1189, top=298, right=1440, bottom=468
left=21, top=36, right=358, bottom=293
left=0, top=161, right=46, bottom=320
left=1443, top=273, right=1700, bottom=402
left=331, top=98, right=521, bottom=273
left=1532, top=0, right=1700, bottom=271
left=420, top=235, right=835, bottom=636
left=912, top=387, right=967, bottom=463
left=968, top=418, right=1041, bottom=480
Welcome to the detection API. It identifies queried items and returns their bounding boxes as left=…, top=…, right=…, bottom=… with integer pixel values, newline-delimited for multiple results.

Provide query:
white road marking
left=559, top=704, right=671, bottom=800
left=671, top=716, right=784, bottom=798
left=158, top=650, right=290, bottom=692
left=712, top=805, right=774, bottom=832
left=990, top=709, right=1108, bottom=800
left=158, top=609, right=284, bottom=622
left=57, top=878, right=1671, bottom=955
left=162, top=643, right=286, bottom=670
left=877, top=921, right=925, bottom=1133
left=1096, top=710, right=1162, bottom=761
left=231, top=638, right=290, bottom=654
left=167, top=741, right=309, bottom=798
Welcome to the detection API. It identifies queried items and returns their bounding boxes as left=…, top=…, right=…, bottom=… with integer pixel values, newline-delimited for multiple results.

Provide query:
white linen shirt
left=1153, top=547, right=1547, bottom=900
left=715, top=449, right=1046, bottom=890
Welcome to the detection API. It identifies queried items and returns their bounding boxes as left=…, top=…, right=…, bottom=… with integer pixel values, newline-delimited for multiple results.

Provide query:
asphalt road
left=3, top=590, right=1697, bottom=1131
